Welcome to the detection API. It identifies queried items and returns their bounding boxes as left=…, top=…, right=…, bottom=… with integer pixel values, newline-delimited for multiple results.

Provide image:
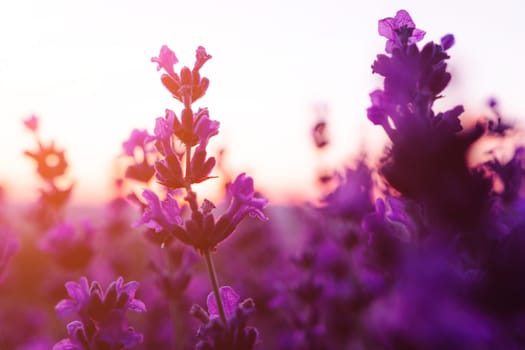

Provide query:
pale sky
left=1, top=0, right=524, bottom=204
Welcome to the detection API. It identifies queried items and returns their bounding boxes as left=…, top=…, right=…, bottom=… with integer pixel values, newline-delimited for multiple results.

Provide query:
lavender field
left=2, top=9, right=525, bottom=350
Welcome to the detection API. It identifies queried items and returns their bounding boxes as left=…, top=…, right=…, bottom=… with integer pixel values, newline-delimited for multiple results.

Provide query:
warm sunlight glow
left=1, top=0, right=524, bottom=205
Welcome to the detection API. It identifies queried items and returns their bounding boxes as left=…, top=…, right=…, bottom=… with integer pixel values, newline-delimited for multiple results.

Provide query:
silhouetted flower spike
left=379, top=9, right=425, bottom=53
left=122, top=129, right=150, bottom=157
left=134, top=189, right=183, bottom=234
left=152, top=45, right=211, bottom=104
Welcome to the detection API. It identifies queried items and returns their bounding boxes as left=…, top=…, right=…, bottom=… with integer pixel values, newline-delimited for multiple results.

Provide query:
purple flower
left=39, top=221, right=94, bottom=270
left=56, top=276, right=146, bottom=320
left=23, top=114, right=39, bottom=132
left=194, top=46, right=212, bottom=71
left=0, top=228, right=19, bottom=284
left=206, top=286, right=240, bottom=320
left=154, top=154, right=186, bottom=189
left=320, top=161, right=374, bottom=218
left=134, top=189, right=183, bottom=236
left=379, top=10, right=425, bottom=53
left=152, top=109, right=176, bottom=156
left=194, top=108, right=220, bottom=149
left=151, top=45, right=179, bottom=78
left=440, top=34, right=455, bottom=50
left=53, top=318, right=143, bottom=350
left=224, top=173, right=269, bottom=225
left=122, top=129, right=151, bottom=157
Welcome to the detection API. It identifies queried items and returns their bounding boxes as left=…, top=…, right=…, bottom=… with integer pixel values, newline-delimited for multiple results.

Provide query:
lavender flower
left=191, top=286, right=258, bottom=350
left=151, top=45, right=210, bottom=105
left=122, top=129, right=155, bottom=183
left=54, top=277, right=146, bottom=350
left=378, top=10, right=425, bottom=53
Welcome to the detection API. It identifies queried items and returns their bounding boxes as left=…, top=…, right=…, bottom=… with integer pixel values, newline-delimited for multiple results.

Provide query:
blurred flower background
left=2, top=1, right=525, bottom=349
left=1, top=0, right=524, bottom=204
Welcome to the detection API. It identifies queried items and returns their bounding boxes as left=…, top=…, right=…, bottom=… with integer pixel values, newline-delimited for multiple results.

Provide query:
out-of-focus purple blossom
left=23, top=114, right=39, bottom=132
left=53, top=318, right=143, bottom=350
left=321, top=161, right=375, bottom=219
left=379, top=9, right=425, bottom=53
left=312, top=120, right=329, bottom=148
left=54, top=277, right=145, bottom=349
left=134, top=189, right=183, bottom=244
left=0, top=227, right=19, bottom=284
left=194, top=45, right=212, bottom=71
left=365, top=249, right=494, bottom=349
left=122, top=129, right=151, bottom=157
left=122, top=129, right=155, bottom=183
left=151, top=109, right=177, bottom=157
left=440, top=34, right=455, bottom=50
left=148, top=245, right=195, bottom=299
left=433, top=105, right=464, bottom=134
left=39, top=221, right=94, bottom=270
left=192, top=287, right=258, bottom=350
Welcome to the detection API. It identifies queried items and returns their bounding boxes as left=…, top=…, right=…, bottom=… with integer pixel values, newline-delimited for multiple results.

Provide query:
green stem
left=203, top=248, right=227, bottom=325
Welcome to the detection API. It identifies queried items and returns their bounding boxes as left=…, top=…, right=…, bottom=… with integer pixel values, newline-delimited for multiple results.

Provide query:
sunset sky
left=1, top=0, right=524, bottom=204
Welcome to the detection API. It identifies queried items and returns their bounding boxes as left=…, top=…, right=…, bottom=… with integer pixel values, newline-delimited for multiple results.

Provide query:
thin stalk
left=203, top=248, right=227, bottom=325
left=162, top=246, right=181, bottom=350
left=185, top=144, right=191, bottom=180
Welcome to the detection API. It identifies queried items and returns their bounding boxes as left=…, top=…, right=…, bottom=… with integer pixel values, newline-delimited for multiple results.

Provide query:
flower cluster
left=134, top=45, right=268, bottom=253
left=129, top=44, right=268, bottom=347
left=23, top=115, right=74, bottom=229
left=191, top=286, right=259, bottom=350
left=54, top=277, right=146, bottom=350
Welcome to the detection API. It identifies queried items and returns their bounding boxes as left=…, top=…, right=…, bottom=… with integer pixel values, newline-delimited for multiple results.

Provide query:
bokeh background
left=1, top=0, right=524, bottom=204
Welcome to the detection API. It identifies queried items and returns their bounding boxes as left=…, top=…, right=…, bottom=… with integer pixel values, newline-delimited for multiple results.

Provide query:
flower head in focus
left=379, top=10, right=425, bottom=53
left=151, top=45, right=211, bottom=105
